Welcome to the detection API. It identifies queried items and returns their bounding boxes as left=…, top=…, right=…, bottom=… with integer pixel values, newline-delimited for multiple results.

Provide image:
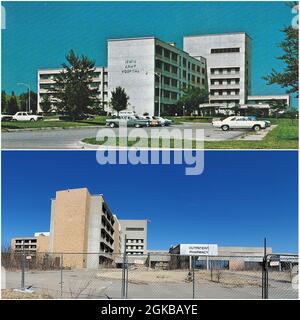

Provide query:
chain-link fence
left=1, top=251, right=298, bottom=299
left=264, top=254, right=299, bottom=299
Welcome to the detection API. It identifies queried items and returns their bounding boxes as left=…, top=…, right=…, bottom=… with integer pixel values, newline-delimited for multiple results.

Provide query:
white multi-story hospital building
left=183, top=32, right=252, bottom=105
left=37, top=32, right=291, bottom=115
left=37, top=67, right=108, bottom=113
left=108, top=36, right=207, bottom=116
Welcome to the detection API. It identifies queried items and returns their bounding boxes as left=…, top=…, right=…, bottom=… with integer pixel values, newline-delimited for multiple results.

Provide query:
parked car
left=12, top=112, right=43, bottom=122
left=142, top=116, right=160, bottom=127
left=1, top=115, right=13, bottom=121
left=212, top=116, right=267, bottom=131
left=106, top=116, right=150, bottom=128
left=246, top=116, right=271, bottom=127
left=153, top=116, right=172, bottom=126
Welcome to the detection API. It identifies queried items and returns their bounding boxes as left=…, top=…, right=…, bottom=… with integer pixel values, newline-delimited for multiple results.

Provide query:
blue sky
left=1, top=150, right=298, bottom=253
left=1, top=1, right=298, bottom=107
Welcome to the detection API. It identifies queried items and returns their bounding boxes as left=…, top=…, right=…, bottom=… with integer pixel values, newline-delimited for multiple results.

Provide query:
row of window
left=127, top=252, right=144, bottom=255
left=211, top=79, right=240, bottom=85
left=15, top=245, right=36, bottom=249
left=211, top=67, right=240, bottom=75
left=155, top=60, right=205, bottom=76
left=210, top=99, right=240, bottom=104
left=126, top=245, right=144, bottom=250
left=126, top=239, right=144, bottom=243
left=155, top=88, right=178, bottom=100
left=211, top=47, right=240, bottom=54
left=210, top=89, right=240, bottom=96
left=40, top=72, right=107, bottom=80
left=15, top=239, right=37, bottom=243
left=155, top=46, right=205, bottom=71
left=125, top=227, right=144, bottom=231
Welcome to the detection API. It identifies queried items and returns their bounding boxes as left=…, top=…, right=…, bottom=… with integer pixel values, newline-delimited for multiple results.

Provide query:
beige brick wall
left=51, top=188, right=91, bottom=268
left=36, top=235, right=49, bottom=253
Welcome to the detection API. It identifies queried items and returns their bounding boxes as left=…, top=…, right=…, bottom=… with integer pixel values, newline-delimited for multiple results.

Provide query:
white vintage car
left=12, top=112, right=43, bottom=122
left=212, top=116, right=267, bottom=131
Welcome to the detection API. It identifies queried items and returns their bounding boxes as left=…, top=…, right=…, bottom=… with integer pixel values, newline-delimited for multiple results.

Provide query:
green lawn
left=1, top=116, right=107, bottom=130
left=82, top=119, right=298, bottom=149
left=205, top=118, right=298, bottom=149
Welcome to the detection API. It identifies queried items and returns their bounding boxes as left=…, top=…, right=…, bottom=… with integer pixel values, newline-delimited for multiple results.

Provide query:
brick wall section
left=51, top=188, right=91, bottom=268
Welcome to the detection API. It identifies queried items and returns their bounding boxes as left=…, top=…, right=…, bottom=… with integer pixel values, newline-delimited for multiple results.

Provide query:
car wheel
left=221, top=125, right=229, bottom=131
left=110, top=122, right=115, bottom=128
left=135, top=124, right=141, bottom=128
left=253, top=125, right=261, bottom=131
left=161, top=123, right=165, bottom=127
left=30, top=118, right=35, bottom=122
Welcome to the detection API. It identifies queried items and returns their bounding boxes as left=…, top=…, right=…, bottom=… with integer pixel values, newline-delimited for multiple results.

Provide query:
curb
left=2, top=125, right=105, bottom=133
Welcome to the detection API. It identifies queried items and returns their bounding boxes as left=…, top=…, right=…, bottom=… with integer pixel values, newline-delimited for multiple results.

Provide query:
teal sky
left=1, top=1, right=298, bottom=106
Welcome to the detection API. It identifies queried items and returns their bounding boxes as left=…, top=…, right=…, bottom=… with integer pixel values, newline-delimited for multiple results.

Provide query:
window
left=164, top=49, right=170, bottom=59
left=211, top=48, right=240, bottom=54
left=155, top=60, right=162, bottom=69
left=126, top=227, right=144, bottom=231
left=156, top=45, right=163, bottom=56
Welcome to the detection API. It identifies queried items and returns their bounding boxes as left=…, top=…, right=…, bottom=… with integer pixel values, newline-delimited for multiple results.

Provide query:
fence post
left=122, top=252, right=126, bottom=298
left=21, top=248, right=25, bottom=290
left=60, top=253, right=63, bottom=298
left=125, top=254, right=128, bottom=299
left=192, top=256, right=195, bottom=299
left=148, top=252, right=151, bottom=270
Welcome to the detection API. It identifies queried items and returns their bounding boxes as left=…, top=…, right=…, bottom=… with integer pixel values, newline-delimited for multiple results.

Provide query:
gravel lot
left=3, top=269, right=297, bottom=299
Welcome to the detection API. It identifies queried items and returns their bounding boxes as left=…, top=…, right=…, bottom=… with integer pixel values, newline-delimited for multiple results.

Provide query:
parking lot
left=2, top=123, right=248, bottom=149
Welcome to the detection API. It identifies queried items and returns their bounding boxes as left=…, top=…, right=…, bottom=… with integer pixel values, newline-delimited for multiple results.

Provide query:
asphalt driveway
left=2, top=123, right=246, bottom=149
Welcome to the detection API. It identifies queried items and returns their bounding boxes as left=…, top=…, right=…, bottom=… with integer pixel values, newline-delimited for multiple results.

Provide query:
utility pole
left=154, top=72, right=162, bottom=116
left=17, top=82, right=31, bottom=113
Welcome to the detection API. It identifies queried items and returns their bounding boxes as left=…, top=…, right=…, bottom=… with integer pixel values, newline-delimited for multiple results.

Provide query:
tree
left=110, top=86, right=129, bottom=115
left=263, top=26, right=298, bottom=97
left=7, top=91, right=19, bottom=115
left=53, top=50, right=99, bottom=120
left=40, top=95, right=52, bottom=114
left=177, top=87, right=209, bottom=115
left=1, top=90, right=8, bottom=114
left=19, top=91, right=38, bottom=113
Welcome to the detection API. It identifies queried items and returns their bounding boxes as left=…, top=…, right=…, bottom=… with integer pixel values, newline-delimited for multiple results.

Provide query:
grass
left=1, top=116, right=107, bottom=130
left=82, top=119, right=298, bottom=149
left=205, top=118, right=298, bottom=149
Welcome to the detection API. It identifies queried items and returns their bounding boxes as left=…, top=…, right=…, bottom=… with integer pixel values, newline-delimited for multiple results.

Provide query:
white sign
left=270, top=261, right=280, bottom=267
left=180, top=244, right=218, bottom=256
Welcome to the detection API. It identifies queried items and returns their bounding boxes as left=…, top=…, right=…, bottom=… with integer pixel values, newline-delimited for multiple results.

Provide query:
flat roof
left=108, top=36, right=155, bottom=42
left=184, top=31, right=252, bottom=40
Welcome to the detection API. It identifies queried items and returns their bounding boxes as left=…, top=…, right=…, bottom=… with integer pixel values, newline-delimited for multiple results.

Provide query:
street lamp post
left=154, top=72, right=162, bottom=117
left=17, top=83, right=31, bottom=113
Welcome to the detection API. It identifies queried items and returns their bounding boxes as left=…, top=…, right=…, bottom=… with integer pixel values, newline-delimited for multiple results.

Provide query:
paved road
left=2, top=123, right=246, bottom=150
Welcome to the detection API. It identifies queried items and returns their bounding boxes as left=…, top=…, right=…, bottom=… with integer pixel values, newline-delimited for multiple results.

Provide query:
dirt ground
left=1, top=289, right=52, bottom=299
left=96, top=268, right=291, bottom=287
